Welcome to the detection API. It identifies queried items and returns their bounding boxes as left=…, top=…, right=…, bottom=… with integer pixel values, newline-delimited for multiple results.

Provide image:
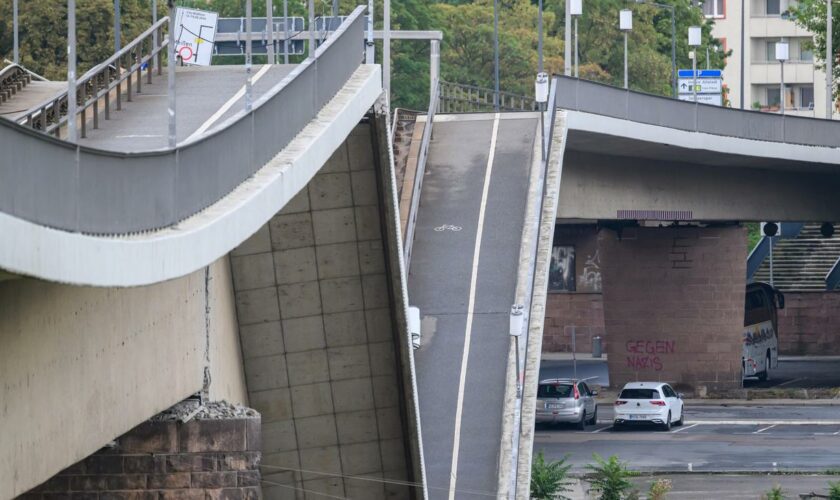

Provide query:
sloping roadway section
left=410, top=113, right=538, bottom=498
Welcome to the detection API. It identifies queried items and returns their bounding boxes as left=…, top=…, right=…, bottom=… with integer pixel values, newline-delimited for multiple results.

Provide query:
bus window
left=744, top=288, right=771, bottom=326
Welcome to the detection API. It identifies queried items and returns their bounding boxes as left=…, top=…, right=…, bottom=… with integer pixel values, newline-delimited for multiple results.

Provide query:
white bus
left=742, top=282, right=785, bottom=381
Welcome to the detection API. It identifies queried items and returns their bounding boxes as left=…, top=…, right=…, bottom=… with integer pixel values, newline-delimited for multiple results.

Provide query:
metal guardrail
left=0, top=7, right=367, bottom=235
left=0, top=63, right=31, bottom=103
left=746, top=223, right=804, bottom=280
left=17, top=17, right=168, bottom=138
left=439, top=80, right=537, bottom=113
left=403, top=79, right=439, bottom=269
left=555, top=76, right=840, bottom=148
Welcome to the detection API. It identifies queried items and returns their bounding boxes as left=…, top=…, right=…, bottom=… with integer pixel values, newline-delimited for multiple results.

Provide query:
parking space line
left=753, top=424, right=777, bottom=434
left=776, top=377, right=807, bottom=387
left=590, top=426, right=612, bottom=433
left=671, top=423, right=699, bottom=433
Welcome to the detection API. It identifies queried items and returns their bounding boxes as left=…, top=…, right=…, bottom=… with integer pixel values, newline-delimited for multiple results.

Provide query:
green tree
left=530, top=451, right=574, bottom=500
left=787, top=0, right=840, bottom=109
left=0, top=0, right=156, bottom=80
left=586, top=454, right=634, bottom=500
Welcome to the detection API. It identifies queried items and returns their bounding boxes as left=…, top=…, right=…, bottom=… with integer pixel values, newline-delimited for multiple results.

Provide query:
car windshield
left=538, top=383, right=573, bottom=398
left=618, top=388, right=659, bottom=399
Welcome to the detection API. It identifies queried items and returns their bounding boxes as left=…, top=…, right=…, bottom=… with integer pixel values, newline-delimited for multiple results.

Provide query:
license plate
left=629, top=414, right=646, bottom=420
left=547, top=403, right=564, bottom=409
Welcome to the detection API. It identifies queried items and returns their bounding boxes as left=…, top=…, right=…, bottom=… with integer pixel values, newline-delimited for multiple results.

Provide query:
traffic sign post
left=677, top=69, right=723, bottom=107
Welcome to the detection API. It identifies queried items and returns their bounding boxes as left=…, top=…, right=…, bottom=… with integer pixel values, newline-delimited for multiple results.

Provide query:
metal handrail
left=403, top=77, right=439, bottom=269
left=2, top=59, right=47, bottom=81
left=0, top=63, right=31, bottom=103
left=17, top=17, right=169, bottom=137
left=439, top=80, right=537, bottom=113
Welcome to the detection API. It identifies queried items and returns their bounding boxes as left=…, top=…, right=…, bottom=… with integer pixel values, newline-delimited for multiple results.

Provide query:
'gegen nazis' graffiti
left=625, top=340, right=675, bottom=372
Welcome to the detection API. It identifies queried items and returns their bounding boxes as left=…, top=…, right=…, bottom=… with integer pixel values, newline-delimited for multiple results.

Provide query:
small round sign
left=178, top=46, right=193, bottom=61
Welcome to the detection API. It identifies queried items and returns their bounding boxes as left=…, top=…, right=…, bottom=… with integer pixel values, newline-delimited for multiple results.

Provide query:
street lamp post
left=266, top=0, right=274, bottom=64
left=493, top=0, right=500, bottom=111
left=689, top=26, right=701, bottom=103
left=634, top=0, right=676, bottom=98
left=620, top=9, right=633, bottom=89
left=776, top=40, right=789, bottom=115
left=570, top=0, right=582, bottom=78
left=13, top=0, right=19, bottom=64
left=114, top=0, right=121, bottom=53
left=538, top=0, right=544, bottom=74
left=167, top=0, right=175, bottom=148
left=827, top=0, right=833, bottom=119
left=68, top=0, right=77, bottom=142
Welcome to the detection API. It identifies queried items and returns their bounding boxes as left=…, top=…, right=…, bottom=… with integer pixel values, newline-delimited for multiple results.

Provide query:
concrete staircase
left=753, top=223, right=840, bottom=291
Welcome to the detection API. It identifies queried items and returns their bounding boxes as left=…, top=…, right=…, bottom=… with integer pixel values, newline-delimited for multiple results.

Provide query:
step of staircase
left=754, top=222, right=840, bottom=292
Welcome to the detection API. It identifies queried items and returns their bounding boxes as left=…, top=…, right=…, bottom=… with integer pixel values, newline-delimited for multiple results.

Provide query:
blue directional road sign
left=678, top=69, right=722, bottom=78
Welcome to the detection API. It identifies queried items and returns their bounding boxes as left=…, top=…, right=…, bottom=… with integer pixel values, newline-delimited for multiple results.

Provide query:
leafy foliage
left=0, top=0, right=729, bottom=109
left=648, top=478, right=672, bottom=500
left=530, top=451, right=574, bottom=500
left=787, top=0, right=840, bottom=111
left=829, top=480, right=840, bottom=500
left=763, top=484, right=786, bottom=500
left=586, top=454, right=634, bottom=500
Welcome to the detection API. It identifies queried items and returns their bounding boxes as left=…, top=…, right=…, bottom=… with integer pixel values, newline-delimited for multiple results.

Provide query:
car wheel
left=588, top=406, right=598, bottom=425
left=577, top=411, right=587, bottom=430
left=662, top=411, right=672, bottom=431
left=674, top=408, right=684, bottom=426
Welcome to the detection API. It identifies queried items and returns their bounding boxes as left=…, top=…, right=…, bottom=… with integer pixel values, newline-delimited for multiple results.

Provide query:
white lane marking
left=114, top=134, right=163, bottom=138
left=777, top=377, right=807, bottom=387
left=590, top=426, right=612, bottom=433
left=448, top=113, right=500, bottom=500
left=434, top=224, right=462, bottom=232
left=754, top=424, right=777, bottom=434
left=185, top=64, right=272, bottom=142
left=686, top=420, right=840, bottom=425
left=672, top=423, right=699, bottom=433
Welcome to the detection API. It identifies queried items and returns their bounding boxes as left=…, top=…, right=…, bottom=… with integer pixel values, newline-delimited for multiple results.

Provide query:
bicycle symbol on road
left=434, top=224, right=462, bottom=232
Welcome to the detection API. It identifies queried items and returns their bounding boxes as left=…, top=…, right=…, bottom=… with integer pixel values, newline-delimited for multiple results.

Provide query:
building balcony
left=751, top=61, right=815, bottom=85
left=749, top=16, right=812, bottom=38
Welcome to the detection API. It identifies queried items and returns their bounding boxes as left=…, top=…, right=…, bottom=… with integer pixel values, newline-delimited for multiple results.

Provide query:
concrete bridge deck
left=410, top=113, right=538, bottom=498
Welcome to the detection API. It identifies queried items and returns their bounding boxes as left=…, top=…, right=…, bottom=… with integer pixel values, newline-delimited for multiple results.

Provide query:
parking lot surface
left=534, top=404, right=840, bottom=473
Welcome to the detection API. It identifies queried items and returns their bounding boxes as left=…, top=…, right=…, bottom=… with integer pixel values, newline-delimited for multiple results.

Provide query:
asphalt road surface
left=539, top=357, right=840, bottom=389
left=410, top=113, right=539, bottom=499
left=534, top=404, right=840, bottom=474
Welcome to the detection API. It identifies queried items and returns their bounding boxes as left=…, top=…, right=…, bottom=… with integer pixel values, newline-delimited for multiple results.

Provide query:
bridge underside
left=558, top=131, right=840, bottom=223
left=548, top=110, right=840, bottom=394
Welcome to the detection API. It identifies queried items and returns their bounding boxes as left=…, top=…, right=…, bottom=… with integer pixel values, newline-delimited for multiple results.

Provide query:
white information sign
left=678, top=93, right=723, bottom=106
left=678, top=78, right=723, bottom=94
left=174, top=8, right=218, bottom=66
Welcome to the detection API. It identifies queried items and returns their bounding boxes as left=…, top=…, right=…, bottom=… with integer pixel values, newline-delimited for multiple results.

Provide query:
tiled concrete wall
left=230, top=123, right=411, bottom=499
left=778, top=292, right=840, bottom=355
left=599, top=226, right=747, bottom=394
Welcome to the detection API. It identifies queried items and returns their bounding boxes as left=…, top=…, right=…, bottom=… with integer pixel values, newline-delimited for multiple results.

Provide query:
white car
left=613, top=382, right=685, bottom=430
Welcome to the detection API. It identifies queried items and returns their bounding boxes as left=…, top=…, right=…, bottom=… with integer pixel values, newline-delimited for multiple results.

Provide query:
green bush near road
left=586, top=454, right=634, bottom=500
left=764, top=484, right=786, bottom=500
left=648, top=478, right=672, bottom=500
left=530, top=451, right=574, bottom=500
left=828, top=480, right=840, bottom=500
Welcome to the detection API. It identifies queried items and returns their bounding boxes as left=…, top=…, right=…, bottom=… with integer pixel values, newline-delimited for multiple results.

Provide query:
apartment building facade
left=708, top=0, right=837, bottom=118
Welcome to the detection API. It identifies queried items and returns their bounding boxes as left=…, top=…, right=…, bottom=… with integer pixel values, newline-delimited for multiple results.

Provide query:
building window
left=800, top=86, right=814, bottom=109
left=767, top=87, right=781, bottom=107
left=703, top=0, right=725, bottom=18
left=549, top=246, right=576, bottom=292
left=800, top=44, right=814, bottom=62
left=766, top=0, right=781, bottom=15
left=766, top=41, right=777, bottom=61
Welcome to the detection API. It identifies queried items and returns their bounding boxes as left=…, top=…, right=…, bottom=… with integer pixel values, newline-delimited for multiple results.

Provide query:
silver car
left=535, top=378, right=598, bottom=429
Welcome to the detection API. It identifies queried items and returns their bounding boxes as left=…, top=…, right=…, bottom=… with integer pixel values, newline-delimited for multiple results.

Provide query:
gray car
left=535, top=378, right=598, bottom=429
